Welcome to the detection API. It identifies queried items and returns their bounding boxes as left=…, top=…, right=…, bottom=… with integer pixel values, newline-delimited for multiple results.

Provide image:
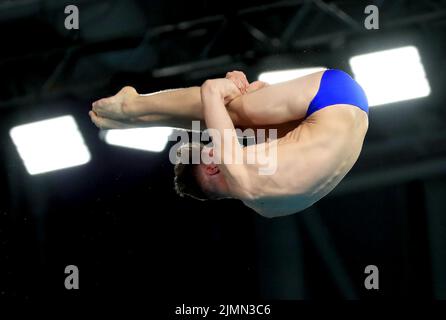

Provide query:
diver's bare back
left=241, top=89, right=369, bottom=217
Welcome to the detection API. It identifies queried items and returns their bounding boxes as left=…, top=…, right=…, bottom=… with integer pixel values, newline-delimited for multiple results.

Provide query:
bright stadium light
left=9, top=115, right=91, bottom=175
left=349, top=46, right=431, bottom=106
left=104, top=127, right=173, bottom=152
left=258, top=67, right=327, bottom=84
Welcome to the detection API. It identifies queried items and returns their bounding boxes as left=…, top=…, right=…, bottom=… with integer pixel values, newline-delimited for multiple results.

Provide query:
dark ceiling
left=1, top=0, right=445, bottom=101
left=1, top=0, right=446, bottom=303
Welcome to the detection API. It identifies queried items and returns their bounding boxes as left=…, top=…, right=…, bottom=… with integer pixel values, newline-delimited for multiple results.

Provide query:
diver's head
left=174, top=143, right=230, bottom=200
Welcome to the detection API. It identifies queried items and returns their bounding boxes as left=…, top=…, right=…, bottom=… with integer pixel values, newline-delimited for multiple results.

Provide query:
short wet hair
left=174, top=142, right=209, bottom=201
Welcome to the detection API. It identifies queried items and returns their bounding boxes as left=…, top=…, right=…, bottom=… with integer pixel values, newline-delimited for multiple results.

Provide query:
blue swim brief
left=306, top=69, right=369, bottom=118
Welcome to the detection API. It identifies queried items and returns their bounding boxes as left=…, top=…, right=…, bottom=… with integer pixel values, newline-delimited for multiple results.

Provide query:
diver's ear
left=205, top=164, right=219, bottom=175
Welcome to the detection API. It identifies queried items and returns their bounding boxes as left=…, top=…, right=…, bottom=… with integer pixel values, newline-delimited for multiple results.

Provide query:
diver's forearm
left=201, top=80, right=243, bottom=164
left=201, top=80, right=251, bottom=198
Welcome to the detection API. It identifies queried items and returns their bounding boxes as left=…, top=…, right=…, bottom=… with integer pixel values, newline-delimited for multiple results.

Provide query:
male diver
left=90, top=69, right=368, bottom=217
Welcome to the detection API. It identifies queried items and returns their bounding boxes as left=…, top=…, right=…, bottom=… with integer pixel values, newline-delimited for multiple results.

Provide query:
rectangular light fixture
left=349, top=46, right=431, bottom=106
left=104, top=127, right=173, bottom=152
left=258, top=67, right=327, bottom=84
left=9, top=115, right=91, bottom=175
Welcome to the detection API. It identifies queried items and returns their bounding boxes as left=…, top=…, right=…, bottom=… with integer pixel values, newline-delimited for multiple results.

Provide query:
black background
left=1, top=0, right=446, bottom=306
